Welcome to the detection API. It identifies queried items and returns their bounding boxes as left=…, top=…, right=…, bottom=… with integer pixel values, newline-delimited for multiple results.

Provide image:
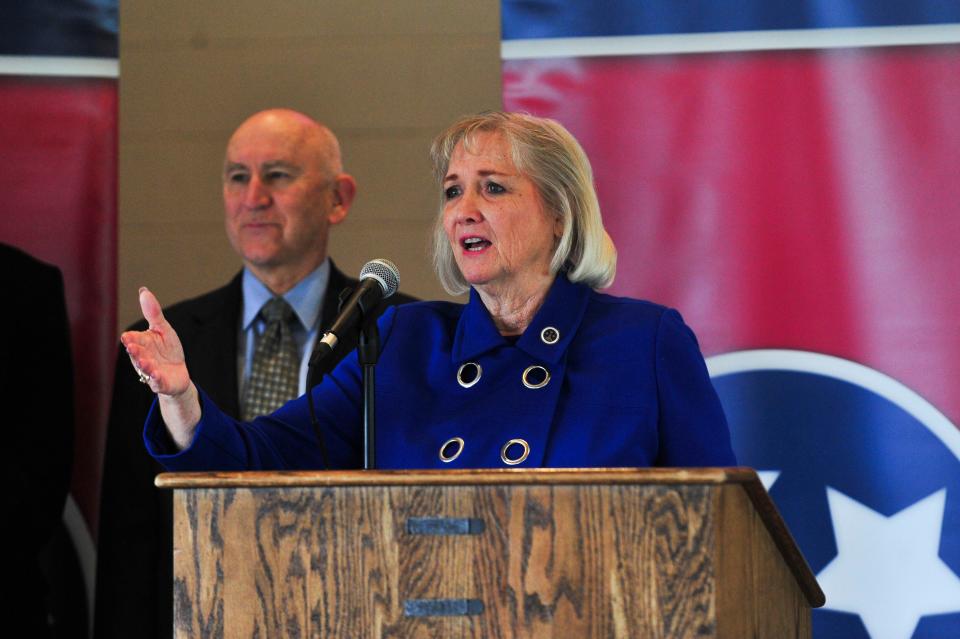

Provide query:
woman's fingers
left=121, top=286, right=190, bottom=396
left=119, top=286, right=199, bottom=443
left=123, top=341, right=160, bottom=390
left=139, top=287, right=166, bottom=329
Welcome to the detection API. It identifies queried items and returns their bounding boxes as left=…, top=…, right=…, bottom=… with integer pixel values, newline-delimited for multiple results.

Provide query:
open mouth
left=462, top=237, right=491, bottom=252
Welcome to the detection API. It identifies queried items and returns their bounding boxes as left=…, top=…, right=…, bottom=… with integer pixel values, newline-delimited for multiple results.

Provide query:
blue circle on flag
left=710, top=350, right=960, bottom=639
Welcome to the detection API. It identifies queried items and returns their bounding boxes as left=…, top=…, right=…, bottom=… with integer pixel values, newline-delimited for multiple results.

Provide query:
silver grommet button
left=521, top=365, right=550, bottom=389
left=457, top=362, right=482, bottom=388
left=500, top=438, right=530, bottom=465
left=540, top=326, right=560, bottom=344
left=439, top=437, right=465, bottom=463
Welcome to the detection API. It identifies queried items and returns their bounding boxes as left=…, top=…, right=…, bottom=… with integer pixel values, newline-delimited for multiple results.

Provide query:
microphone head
left=359, top=258, right=400, bottom=298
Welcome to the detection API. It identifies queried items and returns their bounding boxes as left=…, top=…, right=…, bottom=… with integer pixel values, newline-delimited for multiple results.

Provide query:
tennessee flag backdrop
left=502, top=2, right=960, bottom=637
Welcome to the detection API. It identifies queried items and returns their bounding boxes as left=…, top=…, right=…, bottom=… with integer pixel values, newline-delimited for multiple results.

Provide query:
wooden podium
left=156, top=468, right=823, bottom=638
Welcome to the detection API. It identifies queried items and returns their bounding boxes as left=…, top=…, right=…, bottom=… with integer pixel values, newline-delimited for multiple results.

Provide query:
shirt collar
left=452, top=272, right=591, bottom=364
left=241, top=259, right=330, bottom=331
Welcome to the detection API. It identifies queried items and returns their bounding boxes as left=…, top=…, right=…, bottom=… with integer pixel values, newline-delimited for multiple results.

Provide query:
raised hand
left=121, top=287, right=190, bottom=397
left=121, top=287, right=200, bottom=448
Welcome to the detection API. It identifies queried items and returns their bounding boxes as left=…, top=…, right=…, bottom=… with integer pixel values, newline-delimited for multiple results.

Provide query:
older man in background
left=94, top=109, right=414, bottom=638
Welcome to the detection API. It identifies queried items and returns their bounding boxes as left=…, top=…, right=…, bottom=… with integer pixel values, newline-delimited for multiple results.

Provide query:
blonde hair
left=430, top=111, right=616, bottom=295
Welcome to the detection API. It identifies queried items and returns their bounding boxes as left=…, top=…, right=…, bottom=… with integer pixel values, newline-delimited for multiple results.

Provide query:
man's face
left=222, top=114, right=345, bottom=285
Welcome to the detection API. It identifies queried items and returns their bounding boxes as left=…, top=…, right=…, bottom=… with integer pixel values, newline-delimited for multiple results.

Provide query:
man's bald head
left=222, top=109, right=356, bottom=294
left=227, top=108, right=344, bottom=178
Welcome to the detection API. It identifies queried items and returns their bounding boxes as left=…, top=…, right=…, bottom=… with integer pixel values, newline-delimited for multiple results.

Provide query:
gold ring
left=439, top=437, right=465, bottom=463
left=456, top=362, right=482, bottom=388
left=500, top=438, right=530, bottom=465
left=521, top=365, right=550, bottom=389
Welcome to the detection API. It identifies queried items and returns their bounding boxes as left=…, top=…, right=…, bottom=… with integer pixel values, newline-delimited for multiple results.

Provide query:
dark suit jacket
left=0, top=244, right=74, bottom=637
left=94, top=261, right=414, bottom=639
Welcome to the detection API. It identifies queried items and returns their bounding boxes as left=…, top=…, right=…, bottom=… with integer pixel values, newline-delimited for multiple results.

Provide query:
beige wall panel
left=120, top=138, right=225, bottom=224
left=327, top=221, right=454, bottom=304
left=123, top=1, right=496, bottom=41
left=118, top=222, right=234, bottom=317
left=343, top=132, right=440, bottom=223
left=120, top=0, right=500, bottom=329
left=121, top=37, right=496, bottom=134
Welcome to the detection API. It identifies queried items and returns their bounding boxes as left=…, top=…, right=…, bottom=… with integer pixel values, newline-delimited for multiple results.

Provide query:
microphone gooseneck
left=310, top=258, right=400, bottom=360
left=305, top=258, right=400, bottom=470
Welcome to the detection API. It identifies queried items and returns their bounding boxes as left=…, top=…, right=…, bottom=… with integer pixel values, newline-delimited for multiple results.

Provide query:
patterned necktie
left=241, top=297, right=300, bottom=421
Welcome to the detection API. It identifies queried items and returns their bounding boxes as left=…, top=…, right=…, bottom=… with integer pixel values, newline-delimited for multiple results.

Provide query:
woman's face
left=442, top=132, right=562, bottom=297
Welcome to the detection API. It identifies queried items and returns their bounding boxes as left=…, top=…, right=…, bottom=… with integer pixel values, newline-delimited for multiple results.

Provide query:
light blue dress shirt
left=238, top=259, right=330, bottom=396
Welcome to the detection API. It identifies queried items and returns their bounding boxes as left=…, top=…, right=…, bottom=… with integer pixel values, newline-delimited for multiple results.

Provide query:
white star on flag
left=757, top=470, right=780, bottom=492
left=816, top=488, right=960, bottom=639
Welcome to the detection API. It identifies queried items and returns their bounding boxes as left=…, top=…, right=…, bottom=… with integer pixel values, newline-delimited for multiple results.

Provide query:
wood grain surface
left=171, top=475, right=816, bottom=638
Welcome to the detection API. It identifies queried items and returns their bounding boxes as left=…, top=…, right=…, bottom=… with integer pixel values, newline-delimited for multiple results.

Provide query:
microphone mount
left=304, top=258, right=400, bottom=471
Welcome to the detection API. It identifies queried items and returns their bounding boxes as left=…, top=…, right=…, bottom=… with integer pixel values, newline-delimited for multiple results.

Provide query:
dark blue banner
left=503, top=0, right=960, bottom=39
left=0, top=0, right=117, bottom=57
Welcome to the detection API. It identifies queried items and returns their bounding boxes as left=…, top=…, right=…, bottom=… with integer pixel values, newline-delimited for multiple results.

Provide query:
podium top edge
left=155, top=466, right=757, bottom=488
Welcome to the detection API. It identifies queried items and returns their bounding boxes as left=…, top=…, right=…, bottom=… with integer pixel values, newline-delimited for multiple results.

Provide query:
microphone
left=309, top=258, right=400, bottom=368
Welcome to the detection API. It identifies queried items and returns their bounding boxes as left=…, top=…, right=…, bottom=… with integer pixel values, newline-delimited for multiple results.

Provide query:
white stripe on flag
left=0, top=55, right=118, bottom=78
left=502, top=23, right=960, bottom=60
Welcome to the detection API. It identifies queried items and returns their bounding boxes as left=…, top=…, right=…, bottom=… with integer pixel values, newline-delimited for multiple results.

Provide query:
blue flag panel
left=0, top=0, right=118, bottom=57
left=503, top=0, right=960, bottom=40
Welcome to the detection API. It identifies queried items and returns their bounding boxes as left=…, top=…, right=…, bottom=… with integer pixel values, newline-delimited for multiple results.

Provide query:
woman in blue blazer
left=126, top=111, right=736, bottom=471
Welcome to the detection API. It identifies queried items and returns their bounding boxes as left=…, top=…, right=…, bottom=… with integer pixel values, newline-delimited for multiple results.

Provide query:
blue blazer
left=146, top=274, right=736, bottom=470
